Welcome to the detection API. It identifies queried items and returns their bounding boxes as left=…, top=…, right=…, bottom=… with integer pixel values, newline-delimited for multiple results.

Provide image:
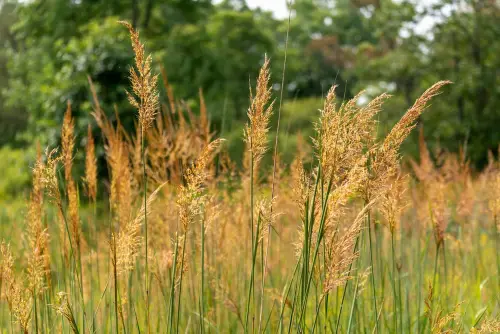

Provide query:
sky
left=246, top=0, right=289, bottom=18
left=245, top=0, right=441, bottom=35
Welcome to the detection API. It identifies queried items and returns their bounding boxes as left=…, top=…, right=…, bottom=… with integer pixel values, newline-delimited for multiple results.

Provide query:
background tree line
left=0, top=0, right=499, bottom=197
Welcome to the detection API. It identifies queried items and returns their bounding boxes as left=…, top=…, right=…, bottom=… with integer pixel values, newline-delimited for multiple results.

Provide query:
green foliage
left=162, top=8, right=275, bottom=123
left=0, top=0, right=499, bottom=200
left=4, top=17, right=133, bottom=147
left=0, top=146, right=32, bottom=199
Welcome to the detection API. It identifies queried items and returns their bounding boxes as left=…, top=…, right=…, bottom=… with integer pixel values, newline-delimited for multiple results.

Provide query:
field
left=0, top=23, right=499, bottom=334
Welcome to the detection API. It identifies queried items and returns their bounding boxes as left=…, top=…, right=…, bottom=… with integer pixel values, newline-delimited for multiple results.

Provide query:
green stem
left=167, top=233, right=179, bottom=334
left=112, top=241, right=119, bottom=334
left=346, top=272, right=360, bottom=334
left=367, top=209, right=379, bottom=333
left=245, top=213, right=262, bottom=332
left=200, top=220, right=205, bottom=334
left=391, top=232, right=398, bottom=333
left=142, top=127, right=150, bottom=333
left=336, top=235, right=361, bottom=334
left=34, top=288, right=38, bottom=334
left=175, top=233, right=188, bottom=334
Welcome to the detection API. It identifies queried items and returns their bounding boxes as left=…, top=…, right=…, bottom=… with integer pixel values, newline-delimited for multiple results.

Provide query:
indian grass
left=1, top=23, right=499, bottom=334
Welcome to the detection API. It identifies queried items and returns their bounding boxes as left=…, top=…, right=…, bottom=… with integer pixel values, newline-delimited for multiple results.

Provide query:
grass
left=0, top=22, right=499, bottom=334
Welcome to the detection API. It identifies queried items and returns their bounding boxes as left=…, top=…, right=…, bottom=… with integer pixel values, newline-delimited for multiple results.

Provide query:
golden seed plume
left=53, top=292, right=79, bottom=334
left=383, top=81, right=451, bottom=152
left=27, top=155, right=50, bottom=291
left=1, top=242, right=32, bottom=333
left=323, top=204, right=373, bottom=294
left=61, top=101, right=75, bottom=183
left=471, top=318, right=500, bottom=333
left=67, top=179, right=81, bottom=249
left=84, top=124, right=97, bottom=201
left=366, top=82, right=450, bottom=201
left=244, top=55, right=274, bottom=172
left=313, top=86, right=381, bottom=189
left=177, top=139, right=224, bottom=233
left=115, top=183, right=165, bottom=275
left=120, top=21, right=159, bottom=132
left=38, top=148, right=63, bottom=209
left=380, top=173, right=409, bottom=234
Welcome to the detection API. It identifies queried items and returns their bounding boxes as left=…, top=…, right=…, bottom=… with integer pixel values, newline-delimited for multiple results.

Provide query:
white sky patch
left=215, top=0, right=448, bottom=38
left=246, top=0, right=289, bottom=18
left=243, top=0, right=442, bottom=34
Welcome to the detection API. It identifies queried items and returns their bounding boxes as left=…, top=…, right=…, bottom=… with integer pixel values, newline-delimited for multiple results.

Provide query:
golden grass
left=0, top=23, right=498, bottom=334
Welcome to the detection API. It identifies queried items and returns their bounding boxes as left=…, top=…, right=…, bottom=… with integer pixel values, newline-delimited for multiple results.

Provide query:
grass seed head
left=244, top=55, right=274, bottom=172
left=61, top=101, right=75, bottom=183
left=120, top=21, right=159, bottom=132
left=84, top=124, right=97, bottom=201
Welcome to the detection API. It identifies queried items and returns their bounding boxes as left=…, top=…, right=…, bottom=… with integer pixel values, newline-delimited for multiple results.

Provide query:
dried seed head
left=84, top=124, right=97, bottom=201
left=313, top=86, right=382, bottom=191
left=38, top=148, right=63, bottom=209
left=429, top=178, right=449, bottom=247
left=53, top=292, right=79, bottom=334
left=61, top=101, right=75, bottom=183
left=380, top=173, right=409, bottom=234
left=244, top=56, right=274, bottom=172
left=471, top=318, right=500, bottom=333
left=27, top=155, right=50, bottom=291
left=115, top=183, right=164, bottom=275
left=366, top=82, right=450, bottom=201
left=120, top=21, right=159, bottom=132
left=177, top=139, right=224, bottom=232
left=1, top=242, right=32, bottom=333
left=383, top=81, right=451, bottom=152
left=67, top=180, right=81, bottom=249
left=323, top=205, right=371, bottom=294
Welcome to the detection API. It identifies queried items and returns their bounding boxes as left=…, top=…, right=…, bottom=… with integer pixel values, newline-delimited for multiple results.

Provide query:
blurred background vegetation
left=0, top=0, right=499, bottom=199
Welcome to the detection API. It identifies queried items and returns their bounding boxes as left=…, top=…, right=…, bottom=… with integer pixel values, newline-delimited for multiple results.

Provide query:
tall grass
left=0, top=22, right=499, bottom=334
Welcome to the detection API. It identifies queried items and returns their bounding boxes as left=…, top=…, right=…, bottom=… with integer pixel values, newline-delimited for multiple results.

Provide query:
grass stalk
left=200, top=219, right=205, bottom=334
left=167, top=233, right=180, bottom=333
left=175, top=232, right=188, bottom=334
left=366, top=209, right=379, bottom=333
left=391, top=232, right=398, bottom=333
left=141, top=126, right=150, bottom=334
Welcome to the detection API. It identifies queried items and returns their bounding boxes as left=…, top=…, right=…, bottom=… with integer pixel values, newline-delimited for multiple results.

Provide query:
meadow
left=0, top=22, right=499, bottom=333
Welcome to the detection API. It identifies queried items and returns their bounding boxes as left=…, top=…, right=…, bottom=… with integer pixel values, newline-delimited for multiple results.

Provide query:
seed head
left=84, top=124, right=97, bottom=201
left=120, top=21, right=159, bottom=132
left=244, top=56, right=274, bottom=172
left=61, top=101, right=75, bottom=183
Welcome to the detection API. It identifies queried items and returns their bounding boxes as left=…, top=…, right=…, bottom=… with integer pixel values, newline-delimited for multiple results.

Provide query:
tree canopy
left=0, top=0, right=498, bottom=169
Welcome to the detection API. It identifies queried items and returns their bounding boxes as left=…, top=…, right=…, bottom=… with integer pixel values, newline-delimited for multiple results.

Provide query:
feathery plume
left=61, top=101, right=75, bottom=183
left=38, top=148, right=63, bottom=209
left=1, top=242, right=32, bottom=334
left=244, top=56, right=274, bottom=172
left=27, top=156, right=50, bottom=291
left=366, top=81, right=450, bottom=201
left=380, top=173, right=409, bottom=234
left=383, top=81, right=451, bottom=152
left=323, top=205, right=372, bottom=293
left=84, top=124, right=97, bottom=201
left=115, top=183, right=165, bottom=275
left=429, top=178, right=449, bottom=247
left=120, top=21, right=159, bottom=132
left=177, top=139, right=224, bottom=233
left=53, top=292, right=79, bottom=334
left=67, top=180, right=81, bottom=249
left=471, top=318, right=500, bottom=333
